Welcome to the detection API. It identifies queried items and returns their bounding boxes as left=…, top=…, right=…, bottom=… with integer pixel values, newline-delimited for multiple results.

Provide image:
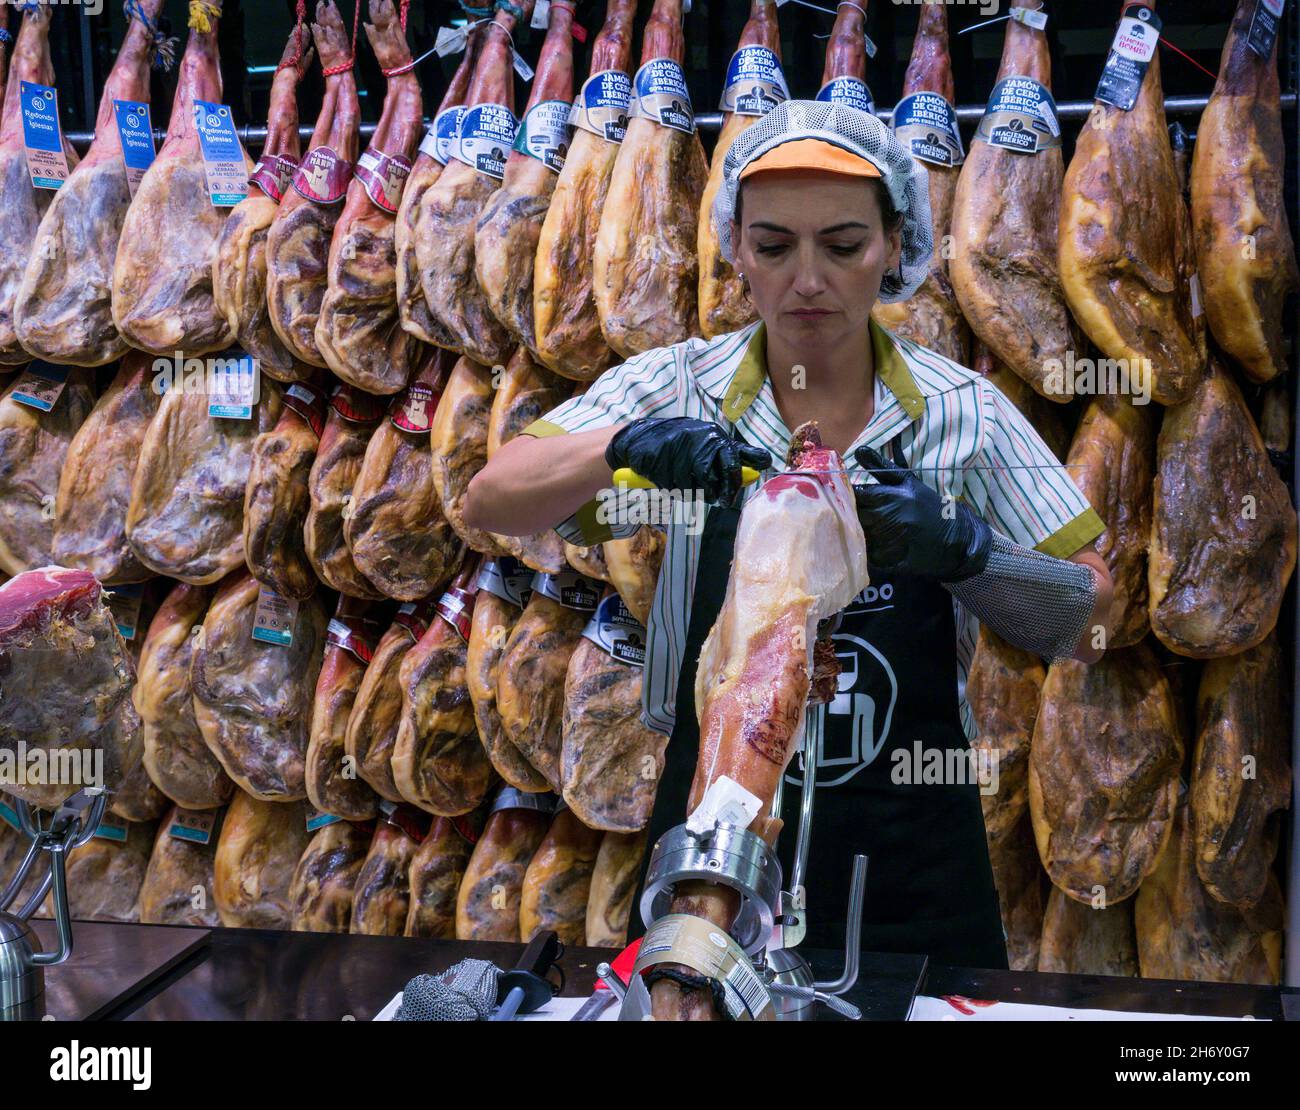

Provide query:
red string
left=277, top=0, right=310, bottom=73
left=381, top=0, right=416, bottom=76
left=399, top=0, right=410, bottom=31
left=321, top=0, right=361, bottom=76
left=1158, top=35, right=1219, bottom=84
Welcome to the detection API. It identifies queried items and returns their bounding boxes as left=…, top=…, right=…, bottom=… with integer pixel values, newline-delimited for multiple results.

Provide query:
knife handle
left=611, top=466, right=761, bottom=490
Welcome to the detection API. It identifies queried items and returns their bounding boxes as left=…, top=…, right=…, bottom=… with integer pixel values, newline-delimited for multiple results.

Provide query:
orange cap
left=738, top=137, right=883, bottom=182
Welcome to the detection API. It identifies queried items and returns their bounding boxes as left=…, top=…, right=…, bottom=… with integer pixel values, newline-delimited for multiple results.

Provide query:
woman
left=466, top=100, right=1112, bottom=970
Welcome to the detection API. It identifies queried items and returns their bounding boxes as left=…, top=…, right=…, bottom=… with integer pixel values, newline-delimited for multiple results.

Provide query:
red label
left=451, top=814, right=479, bottom=845
left=283, top=381, right=327, bottom=437
left=435, top=585, right=477, bottom=643
left=385, top=803, right=432, bottom=843
left=330, top=384, right=386, bottom=425
left=354, top=147, right=412, bottom=213
left=250, top=152, right=298, bottom=201
left=326, top=614, right=381, bottom=663
left=393, top=597, right=437, bottom=642
left=292, top=146, right=352, bottom=203
left=390, top=381, right=442, bottom=433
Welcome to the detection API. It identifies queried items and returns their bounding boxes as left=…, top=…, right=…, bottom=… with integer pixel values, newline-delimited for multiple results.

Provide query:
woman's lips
left=788, top=308, right=833, bottom=319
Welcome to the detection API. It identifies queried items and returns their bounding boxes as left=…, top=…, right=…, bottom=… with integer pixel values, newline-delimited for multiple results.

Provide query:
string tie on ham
left=323, top=0, right=362, bottom=77
left=187, top=0, right=220, bottom=33
left=276, top=0, right=310, bottom=74
left=494, top=0, right=525, bottom=19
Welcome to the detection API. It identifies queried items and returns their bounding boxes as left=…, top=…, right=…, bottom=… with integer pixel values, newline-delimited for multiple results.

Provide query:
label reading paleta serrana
left=892, top=91, right=964, bottom=167
left=455, top=103, right=519, bottom=181
left=974, top=77, right=1061, bottom=154
left=569, top=69, right=632, bottom=144
left=632, top=59, right=695, bottom=134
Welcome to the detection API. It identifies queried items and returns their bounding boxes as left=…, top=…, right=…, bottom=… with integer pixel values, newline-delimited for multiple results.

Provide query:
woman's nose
left=791, top=243, right=826, bottom=297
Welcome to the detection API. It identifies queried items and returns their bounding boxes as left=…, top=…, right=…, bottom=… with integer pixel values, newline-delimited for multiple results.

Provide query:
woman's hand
left=852, top=446, right=992, bottom=581
left=606, top=418, right=772, bottom=503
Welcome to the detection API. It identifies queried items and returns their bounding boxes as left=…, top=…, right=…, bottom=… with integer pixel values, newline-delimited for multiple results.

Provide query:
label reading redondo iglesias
left=816, top=75, right=875, bottom=117
left=719, top=45, right=789, bottom=116
left=113, top=99, right=156, bottom=197
left=168, top=808, right=220, bottom=845
left=1095, top=5, right=1162, bottom=112
left=570, top=69, right=632, bottom=143
left=974, top=76, right=1061, bottom=154
left=21, top=82, right=70, bottom=189
left=892, top=91, right=965, bottom=167
left=455, top=103, right=519, bottom=181
left=206, top=352, right=260, bottom=420
left=193, top=99, right=249, bottom=206
left=252, top=587, right=298, bottom=647
left=632, top=58, right=695, bottom=134
left=9, top=361, right=69, bottom=413
left=513, top=100, right=573, bottom=174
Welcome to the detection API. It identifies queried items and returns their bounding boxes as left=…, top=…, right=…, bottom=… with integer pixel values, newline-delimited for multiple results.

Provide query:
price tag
left=354, top=147, right=412, bottom=213
left=193, top=99, right=249, bottom=206
left=631, top=58, right=695, bottom=134
left=1011, top=6, right=1048, bottom=30
left=419, top=105, right=467, bottom=165
left=113, top=99, right=156, bottom=197
left=532, top=568, right=600, bottom=611
left=719, top=45, right=788, bottom=117
left=893, top=91, right=965, bottom=167
left=434, top=24, right=469, bottom=57
left=168, top=808, right=219, bottom=844
left=569, top=70, right=632, bottom=143
left=1248, top=0, right=1286, bottom=57
left=206, top=352, right=259, bottom=419
left=477, top=556, right=534, bottom=607
left=974, top=76, right=1061, bottom=154
left=252, top=587, right=297, bottom=647
left=292, top=146, right=352, bottom=204
left=581, top=592, right=647, bottom=666
left=20, top=81, right=70, bottom=189
left=104, top=582, right=145, bottom=641
left=1095, top=5, right=1162, bottom=112
left=92, top=811, right=130, bottom=843
left=512, top=99, right=572, bottom=173
left=454, top=103, right=519, bottom=180
left=9, top=361, right=69, bottom=412
left=816, top=75, right=875, bottom=117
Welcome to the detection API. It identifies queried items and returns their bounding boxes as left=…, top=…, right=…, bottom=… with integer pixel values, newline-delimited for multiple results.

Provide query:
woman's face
left=731, top=169, right=902, bottom=360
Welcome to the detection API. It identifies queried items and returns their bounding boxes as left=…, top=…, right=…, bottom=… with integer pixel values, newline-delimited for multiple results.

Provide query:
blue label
left=168, top=823, right=211, bottom=843
left=632, top=59, right=694, bottom=134
left=454, top=103, right=519, bottom=180
left=419, top=105, right=466, bottom=165
left=193, top=99, right=249, bottom=206
left=892, top=91, right=965, bottom=167
left=93, top=818, right=130, bottom=843
left=512, top=99, right=572, bottom=173
left=113, top=99, right=155, bottom=191
left=720, top=45, right=788, bottom=116
left=816, top=76, right=875, bottom=117
left=20, top=81, right=69, bottom=188
left=976, top=77, right=1061, bottom=154
left=581, top=593, right=647, bottom=666
left=206, top=351, right=259, bottom=420
left=306, top=809, right=343, bottom=832
left=0, top=798, right=18, bottom=830
left=10, top=361, right=68, bottom=412
left=104, top=581, right=145, bottom=641
left=570, top=69, right=632, bottom=143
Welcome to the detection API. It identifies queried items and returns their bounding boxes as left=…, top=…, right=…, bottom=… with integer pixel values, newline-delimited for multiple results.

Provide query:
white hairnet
left=711, top=99, right=934, bottom=304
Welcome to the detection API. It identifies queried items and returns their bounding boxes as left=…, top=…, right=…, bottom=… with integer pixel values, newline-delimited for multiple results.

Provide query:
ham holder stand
left=603, top=731, right=869, bottom=1021
left=0, top=788, right=106, bottom=1020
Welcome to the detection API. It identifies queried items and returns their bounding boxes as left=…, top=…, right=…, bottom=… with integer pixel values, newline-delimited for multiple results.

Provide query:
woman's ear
left=730, top=219, right=745, bottom=266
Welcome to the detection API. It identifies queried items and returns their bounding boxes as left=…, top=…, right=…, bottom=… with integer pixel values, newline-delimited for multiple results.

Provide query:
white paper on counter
left=907, top=994, right=1264, bottom=1022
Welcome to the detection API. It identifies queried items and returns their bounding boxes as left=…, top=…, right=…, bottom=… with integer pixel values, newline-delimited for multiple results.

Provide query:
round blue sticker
left=455, top=103, right=519, bottom=180
left=720, top=45, right=788, bottom=116
left=816, top=75, right=875, bottom=117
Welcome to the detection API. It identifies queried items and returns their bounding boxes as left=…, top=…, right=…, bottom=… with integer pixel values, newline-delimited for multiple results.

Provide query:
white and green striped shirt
left=525, top=318, right=1105, bottom=743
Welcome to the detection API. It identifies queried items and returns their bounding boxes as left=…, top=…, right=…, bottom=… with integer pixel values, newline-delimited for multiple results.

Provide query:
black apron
left=630, top=433, right=1009, bottom=971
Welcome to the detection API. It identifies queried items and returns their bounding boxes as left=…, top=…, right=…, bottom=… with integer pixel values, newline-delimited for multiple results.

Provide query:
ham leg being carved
left=650, top=423, right=868, bottom=1021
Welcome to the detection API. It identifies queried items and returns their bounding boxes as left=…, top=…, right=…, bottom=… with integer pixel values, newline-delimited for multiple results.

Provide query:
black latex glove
left=606, top=418, right=772, bottom=503
left=852, top=446, right=992, bottom=581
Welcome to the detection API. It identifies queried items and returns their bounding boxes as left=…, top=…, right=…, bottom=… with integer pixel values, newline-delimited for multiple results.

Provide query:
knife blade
left=569, top=990, right=617, bottom=1021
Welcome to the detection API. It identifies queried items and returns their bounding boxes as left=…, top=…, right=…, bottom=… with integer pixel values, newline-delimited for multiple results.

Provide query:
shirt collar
left=700, top=317, right=927, bottom=424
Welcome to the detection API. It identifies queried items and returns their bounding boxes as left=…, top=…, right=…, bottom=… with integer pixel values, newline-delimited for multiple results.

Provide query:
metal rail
left=60, top=92, right=1294, bottom=149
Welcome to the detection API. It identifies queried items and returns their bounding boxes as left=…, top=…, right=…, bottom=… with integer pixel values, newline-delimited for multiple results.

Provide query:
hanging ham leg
left=0, top=6, right=77, bottom=363
left=0, top=5, right=10, bottom=119
left=871, top=1, right=970, bottom=366
left=594, top=0, right=708, bottom=357
left=266, top=1, right=361, bottom=368
left=532, top=0, right=636, bottom=380
left=1190, top=0, right=1299, bottom=383
left=405, top=3, right=527, bottom=364
left=112, top=0, right=248, bottom=356
left=651, top=424, right=868, bottom=1021
left=1060, top=0, right=1205, bottom=405
left=316, top=0, right=423, bottom=395
left=950, top=0, right=1077, bottom=400
left=395, top=27, right=479, bottom=341
left=15, top=0, right=160, bottom=365
left=212, top=26, right=314, bottom=383
left=474, top=0, right=576, bottom=351
left=697, top=0, right=782, bottom=340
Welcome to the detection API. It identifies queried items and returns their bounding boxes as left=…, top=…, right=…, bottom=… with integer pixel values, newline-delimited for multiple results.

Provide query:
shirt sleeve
left=521, top=345, right=685, bottom=545
left=968, top=380, right=1106, bottom=559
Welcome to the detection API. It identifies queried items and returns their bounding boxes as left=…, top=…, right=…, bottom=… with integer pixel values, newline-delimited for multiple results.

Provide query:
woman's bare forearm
left=464, top=428, right=619, bottom=537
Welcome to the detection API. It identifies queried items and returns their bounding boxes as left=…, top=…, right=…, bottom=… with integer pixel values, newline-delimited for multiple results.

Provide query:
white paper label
left=252, top=587, right=297, bottom=647
left=686, top=775, right=763, bottom=835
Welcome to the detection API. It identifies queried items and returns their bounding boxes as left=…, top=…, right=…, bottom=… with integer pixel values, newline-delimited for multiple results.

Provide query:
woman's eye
left=755, top=243, right=788, bottom=256
left=828, top=242, right=865, bottom=256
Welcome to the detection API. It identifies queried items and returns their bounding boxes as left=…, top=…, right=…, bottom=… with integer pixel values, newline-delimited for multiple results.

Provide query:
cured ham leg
left=532, top=0, right=636, bottom=380
left=651, top=424, right=868, bottom=1021
left=594, top=0, right=708, bottom=357
left=395, top=27, right=478, bottom=341
left=112, top=0, right=249, bottom=356
left=950, top=0, right=1077, bottom=400
left=266, top=2, right=360, bottom=367
left=0, top=6, right=77, bottom=363
left=697, top=0, right=781, bottom=340
left=1190, top=0, right=1299, bottom=383
left=0, top=5, right=10, bottom=118
left=316, top=0, right=424, bottom=395
left=474, top=0, right=576, bottom=351
left=1059, top=0, right=1205, bottom=405
left=871, top=1, right=970, bottom=367
left=405, top=2, right=528, bottom=364
left=212, top=26, right=314, bottom=382
left=15, top=0, right=160, bottom=365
